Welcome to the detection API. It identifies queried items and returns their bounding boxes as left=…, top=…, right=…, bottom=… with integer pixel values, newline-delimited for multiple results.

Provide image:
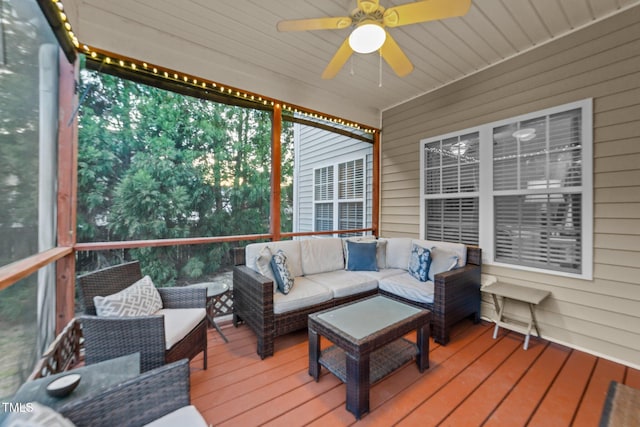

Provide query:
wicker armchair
left=78, top=261, right=208, bottom=372
left=58, top=359, right=207, bottom=427
left=28, top=318, right=83, bottom=380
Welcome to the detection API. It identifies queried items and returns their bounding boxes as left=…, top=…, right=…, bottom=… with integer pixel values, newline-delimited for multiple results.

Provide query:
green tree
left=77, top=69, right=280, bottom=284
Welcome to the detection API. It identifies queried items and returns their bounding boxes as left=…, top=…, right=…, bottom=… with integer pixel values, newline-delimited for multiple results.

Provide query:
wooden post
left=372, top=130, right=380, bottom=237
left=56, top=51, right=78, bottom=332
left=271, top=104, right=282, bottom=242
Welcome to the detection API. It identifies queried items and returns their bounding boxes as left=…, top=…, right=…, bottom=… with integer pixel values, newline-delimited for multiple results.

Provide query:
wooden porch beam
left=372, top=130, right=380, bottom=237
left=56, top=51, right=78, bottom=333
left=271, top=105, right=282, bottom=241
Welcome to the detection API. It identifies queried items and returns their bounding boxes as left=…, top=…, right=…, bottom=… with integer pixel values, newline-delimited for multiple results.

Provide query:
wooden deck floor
left=189, top=319, right=640, bottom=426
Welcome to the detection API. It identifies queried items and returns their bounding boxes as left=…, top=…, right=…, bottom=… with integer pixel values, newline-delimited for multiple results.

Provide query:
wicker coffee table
left=308, top=295, right=431, bottom=419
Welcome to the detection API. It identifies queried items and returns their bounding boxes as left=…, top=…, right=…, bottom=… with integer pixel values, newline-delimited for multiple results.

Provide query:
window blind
left=338, top=202, right=364, bottom=237
left=313, top=158, right=365, bottom=234
left=338, top=159, right=364, bottom=199
left=314, top=203, right=333, bottom=232
left=426, top=198, right=479, bottom=245
left=314, top=167, right=333, bottom=201
left=495, top=194, right=582, bottom=273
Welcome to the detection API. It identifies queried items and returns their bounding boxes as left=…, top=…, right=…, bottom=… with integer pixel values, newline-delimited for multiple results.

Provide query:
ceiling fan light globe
left=349, top=23, right=386, bottom=54
left=512, top=128, right=537, bottom=141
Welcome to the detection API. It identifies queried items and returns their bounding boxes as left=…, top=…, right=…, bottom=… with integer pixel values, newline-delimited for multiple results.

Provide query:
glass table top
left=316, top=296, right=422, bottom=340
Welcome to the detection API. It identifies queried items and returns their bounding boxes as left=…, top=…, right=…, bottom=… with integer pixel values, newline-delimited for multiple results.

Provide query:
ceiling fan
left=277, top=0, right=472, bottom=79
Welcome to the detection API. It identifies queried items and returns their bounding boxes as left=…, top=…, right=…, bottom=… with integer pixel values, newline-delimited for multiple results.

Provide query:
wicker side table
left=186, top=282, right=229, bottom=343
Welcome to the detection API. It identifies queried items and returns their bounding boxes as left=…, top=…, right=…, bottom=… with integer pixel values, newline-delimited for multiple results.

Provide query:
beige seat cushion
left=359, top=268, right=407, bottom=280
left=306, top=270, right=378, bottom=298
left=273, top=277, right=332, bottom=314
left=378, top=272, right=434, bottom=305
left=156, top=308, right=206, bottom=350
left=144, top=405, right=208, bottom=427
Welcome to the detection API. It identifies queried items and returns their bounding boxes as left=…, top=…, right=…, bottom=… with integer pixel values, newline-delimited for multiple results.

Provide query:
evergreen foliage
left=77, top=69, right=294, bottom=284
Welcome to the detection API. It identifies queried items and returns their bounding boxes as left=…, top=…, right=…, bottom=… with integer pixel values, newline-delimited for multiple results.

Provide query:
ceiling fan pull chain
left=350, top=55, right=355, bottom=76
left=379, top=51, right=383, bottom=88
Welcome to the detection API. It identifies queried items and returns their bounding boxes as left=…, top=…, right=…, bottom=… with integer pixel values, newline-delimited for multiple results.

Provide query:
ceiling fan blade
left=322, top=38, right=354, bottom=79
left=277, top=16, right=352, bottom=32
left=383, top=0, right=471, bottom=28
left=379, top=31, right=413, bottom=77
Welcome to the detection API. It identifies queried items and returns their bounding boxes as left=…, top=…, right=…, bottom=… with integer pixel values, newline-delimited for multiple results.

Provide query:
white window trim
left=312, top=155, right=367, bottom=233
left=420, top=98, right=593, bottom=280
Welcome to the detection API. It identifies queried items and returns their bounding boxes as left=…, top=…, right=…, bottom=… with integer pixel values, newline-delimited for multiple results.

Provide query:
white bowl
left=45, top=373, right=81, bottom=398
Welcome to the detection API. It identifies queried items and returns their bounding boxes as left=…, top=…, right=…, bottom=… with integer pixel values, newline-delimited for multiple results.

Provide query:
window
left=420, top=99, right=592, bottom=279
left=421, top=132, right=480, bottom=245
left=313, top=158, right=365, bottom=236
left=493, top=108, right=584, bottom=274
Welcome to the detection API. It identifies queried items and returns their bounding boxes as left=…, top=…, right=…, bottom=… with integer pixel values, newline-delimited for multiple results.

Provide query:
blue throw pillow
left=408, top=244, right=432, bottom=282
left=270, top=250, right=294, bottom=294
left=346, top=241, right=378, bottom=271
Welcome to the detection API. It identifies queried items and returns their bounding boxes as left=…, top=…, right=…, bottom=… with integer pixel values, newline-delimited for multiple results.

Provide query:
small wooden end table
left=483, top=281, right=550, bottom=350
left=308, top=296, right=430, bottom=419
left=186, top=282, right=229, bottom=343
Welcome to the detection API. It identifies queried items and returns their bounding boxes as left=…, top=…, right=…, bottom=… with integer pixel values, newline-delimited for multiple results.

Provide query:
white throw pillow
left=94, top=275, right=163, bottom=317
left=428, top=247, right=459, bottom=281
left=255, top=246, right=276, bottom=281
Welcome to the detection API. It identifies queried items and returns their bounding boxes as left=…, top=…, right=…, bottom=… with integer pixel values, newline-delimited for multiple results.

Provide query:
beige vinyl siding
left=380, top=6, right=640, bottom=367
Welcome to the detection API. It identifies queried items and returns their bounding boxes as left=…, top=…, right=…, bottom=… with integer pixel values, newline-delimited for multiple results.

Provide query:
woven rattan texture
left=233, top=245, right=481, bottom=358
left=320, top=338, right=418, bottom=384
left=29, top=318, right=83, bottom=380
left=59, top=359, right=191, bottom=427
left=77, top=261, right=207, bottom=371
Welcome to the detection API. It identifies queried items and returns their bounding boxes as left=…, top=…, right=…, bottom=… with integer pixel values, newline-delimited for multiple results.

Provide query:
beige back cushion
left=300, top=238, right=345, bottom=275
left=413, top=239, right=467, bottom=267
left=245, top=240, right=303, bottom=277
left=384, top=238, right=413, bottom=269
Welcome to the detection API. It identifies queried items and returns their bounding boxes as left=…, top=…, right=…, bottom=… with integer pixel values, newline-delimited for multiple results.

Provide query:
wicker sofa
left=233, top=237, right=481, bottom=359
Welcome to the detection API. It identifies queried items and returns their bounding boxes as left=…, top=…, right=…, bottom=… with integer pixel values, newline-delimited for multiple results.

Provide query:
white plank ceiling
left=67, top=0, right=640, bottom=126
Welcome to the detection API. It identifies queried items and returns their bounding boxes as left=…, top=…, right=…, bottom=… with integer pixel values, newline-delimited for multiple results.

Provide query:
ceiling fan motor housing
left=351, top=7, right=385, bottom=27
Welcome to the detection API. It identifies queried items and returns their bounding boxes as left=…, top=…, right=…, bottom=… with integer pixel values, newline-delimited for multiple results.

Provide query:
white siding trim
left=293, top=122, right=301, bottom=233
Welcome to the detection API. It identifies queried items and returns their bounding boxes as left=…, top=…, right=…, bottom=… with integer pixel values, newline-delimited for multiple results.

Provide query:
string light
left=51, top=0, right=378, bottom=135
